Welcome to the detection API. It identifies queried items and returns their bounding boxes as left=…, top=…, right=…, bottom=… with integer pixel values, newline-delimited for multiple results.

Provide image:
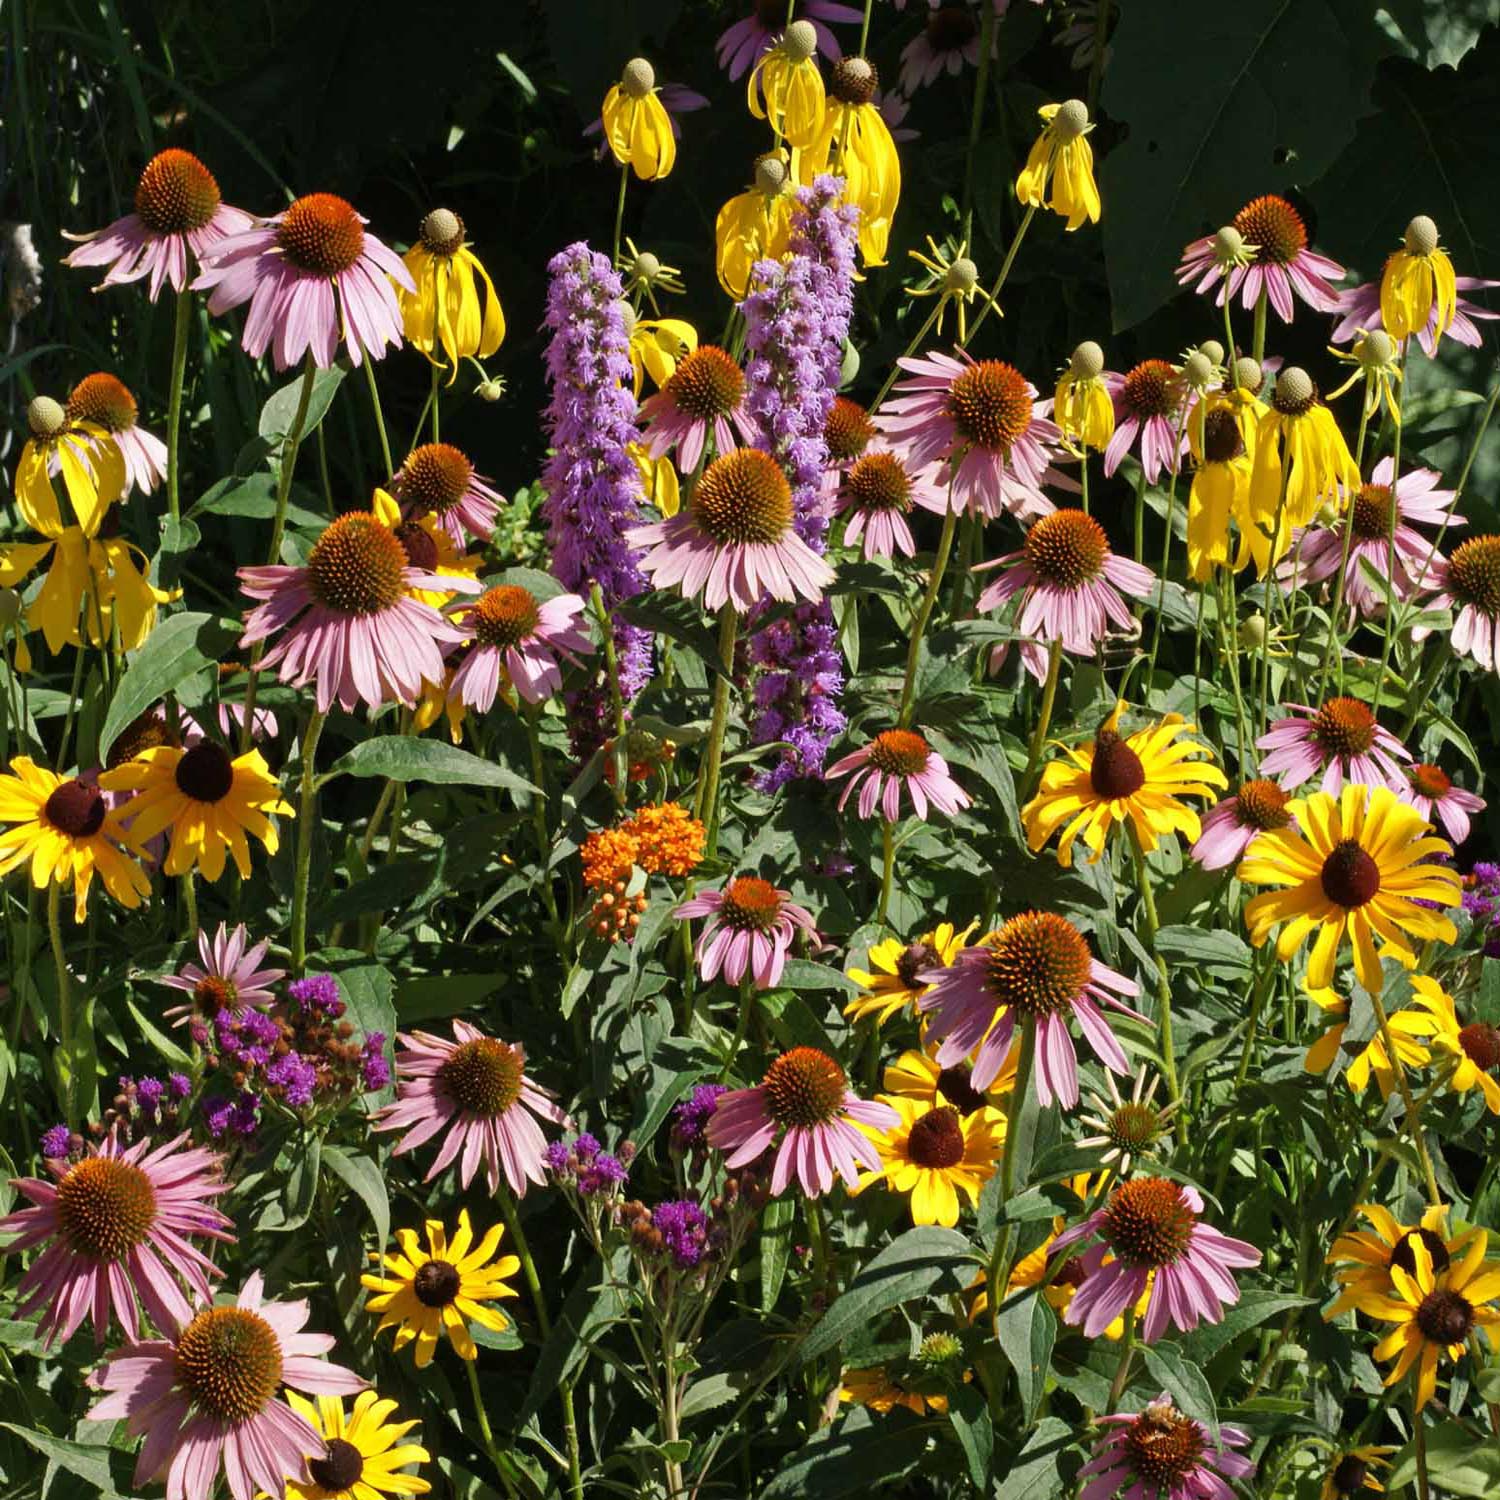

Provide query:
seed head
left=944, top=257, right=979, bottom=294
left=1274, top=366, right=1314, bottom=412
left=1355, top=329, right=1395, bottom=367
left=1198, top=339, right=1225, bottom=366
left=1232, top=356, right=1263, bottom=393
left=27, top=395, right=65, bottom=437
left=1404, top=215, right=1439, bottom=257
left=621, top=58, right=656, bottom=98
left=782, top=20, right=818, bottom=62
left=419, top=208, right=463, bottom=256
left=1053, top=99, right=1090, bottom=138
left=754, top=153, right=788, bottom=195
left=1237, top=612, right=1267, bottom=650
left=1069, top=340, right=1104, bottom=380
left=1181, top=351, right=1215, bottom=389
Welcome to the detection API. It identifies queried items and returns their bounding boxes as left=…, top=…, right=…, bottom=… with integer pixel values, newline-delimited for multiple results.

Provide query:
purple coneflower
left=1256, top=698, right=1411, bottom=793
left=838, top=445, right=944, bottom=559
left=1081, top=1394, right=1255, bottom=1500
left=641, top=345, right=758, bottom=473
left=1191, top=779, right=1294, bottom=871
left=674, top=875, right=817, bottom=990
left=448, top=585, right=591, bottom=710
left=372, top=1020, right=569, bottom=1197
left=392, top=442, right=505, bottom=547
left=194, top=192, right=412, bottom=369
left=1333, top=274, right=1500, bottom=359
left=157, top=921, right=284, bottom=1028
left=899, top=5, right=994, bottom=92
left=706, top=1046, right=896, bottom=1197
left=715, top=0, right=862, bottom=80
left=1101, top=360, right=1186, bottom=482
left=1414, top=533, right=1500, bottom=673
left=65, top=374, right=167, bottom=496
left=1402, top=764, right=1485, bottom=846
left=827, top=729, right=971, bottom=821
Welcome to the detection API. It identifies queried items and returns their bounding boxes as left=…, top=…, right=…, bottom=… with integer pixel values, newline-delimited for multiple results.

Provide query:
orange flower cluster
left=627, top=802, right=705, bottom=877
left=579, top=803, right=705, bottom=941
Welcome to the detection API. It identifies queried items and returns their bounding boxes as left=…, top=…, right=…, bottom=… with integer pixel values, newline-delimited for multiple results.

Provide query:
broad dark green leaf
left=1388, top=1420, right=1500, bottom=1497
left=760, top=1194, right=795, bottom=1313
left=760, top=1408, right=930, bottom=1500
left=996, top=1287, right=1057, bottom=1422
left=947, top=1381, right=993, bottom=1491
left=1143, top=1341, right=1219, bottom=1439
left=321, top=737, right=537, bottom=795
left=322, top=1145, right=390, bottom=1250
left=993, top=1416, right=1077, bottom=1500
left=258, top=365, right=346, bottom=445
left=0, top=1424, right=125, bottom=1498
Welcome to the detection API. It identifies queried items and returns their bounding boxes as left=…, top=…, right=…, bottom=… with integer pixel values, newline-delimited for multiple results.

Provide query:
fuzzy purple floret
left=653, top=1198, right=711, bottom=1268
left=38, top=1125, right=71, bottom=1159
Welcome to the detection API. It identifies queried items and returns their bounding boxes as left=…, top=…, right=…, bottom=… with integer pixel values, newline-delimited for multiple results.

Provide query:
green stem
left=463, top=1357, right=520, bottom=1500
left=1128, top=823, right=1180, bottom=1117
left=1251, top=290, right=1267, bottom=365
left=1106, top=1309, right=1137, bottom=1408
left=697, top=606, right=741, bottom=857
left=1132, top=462, right=1146, bottom=568
left=1374, top=341, right=1410, bottom=705
left=897, top=508, right=959, bottom=727
left=55, top=644, right=86, bottom=772
left=867, top=296, right=945, bottom=414
left=524, top=706, right=564, bottom=943
left=612, top=164, right=629, bottom=266
left=362, top=356, right=393, bottom=479
left=289, top=709, right=327, bottom=976
left=1020, top=639, right=1064, bottom=800
left=164, top=287, right=193, bottom=526
left=1368, top=985, right=1442, bottom=1210
left=985, top=1018, right=1035, bottom=1345
left=181, top=871, right=197, bottom=936
left=47, top=882, right=75, bottom=1126
left=1415, top=1409, right=1429, bottom=1500
left=876, top=819, right=895, bottom=927
left=964, top=203, right=1036, bottom=347
left=1079, top=449, right=1090, bottom=516
left=591, top=584, right=630, bottom=811
left=1232, top=954, right=1274, bottom=1093
left=1398, top=640, right=1451, bottom=741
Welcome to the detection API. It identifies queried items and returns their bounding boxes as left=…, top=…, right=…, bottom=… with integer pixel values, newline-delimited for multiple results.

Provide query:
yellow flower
left=844, top=922, right=972, bottom=1024
left=370, top=488, right=483, bottom=607
left=629, top=442, right=680, bottom=517
left=1054, top=341, right=1114, bottom=453
left=283, top=1390, right=431, bottom=1500
left=748, top=20, right=825, bottom=149
left=1186, top=386, right=1261, bottom=581
left=1326, top=329, right=1402, bottom=429
left=413, top=669, right=467, bottom=744
left=1324, top=1202, right=1480, bottom=1319
left=1380, top=215, right=1457, bottom=342
left=1359, top=1229, right=1500, bottom=1410
left=838, top=1365, right=949, bottom=1416
left=902, top=238, right=994, bottom=344
left=397, top=208, right=504, bottom=385
left=0, top=758, right=149, bottom=920
left=839, top=1333, right=970, bottom=1416
left=881, top=1034, right=1012, bottom=1124
left=1302, top=985, right=1437, bottom=1096
left=1409, top=974, right=1500, bottom=1113
left=802, top=58, right=899, bottom=265
left=1238, top=784, right=1460, bottom=994
left=98, top=742, right=291, bottom=882
left=854, top=1094, right=1002, bottom=1227
left=1023, top=702, right=1227, bottom=867
left=622, top=306, right=698, bottom=397
left=14, top=396, right=125, bottom=539
left=618, top=238, right=686, bottom=313
left=1016, top=100, right=1100, bottom=231
left=1319, top=1447, right=1394, bottom=1500
left=716, top=153, right=798, bottom=300
left=602, top=58, right=676, bottom=181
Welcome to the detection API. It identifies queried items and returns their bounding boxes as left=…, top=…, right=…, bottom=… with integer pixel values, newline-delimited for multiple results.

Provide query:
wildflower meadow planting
left=7, top=1, right=1500, bottom=1496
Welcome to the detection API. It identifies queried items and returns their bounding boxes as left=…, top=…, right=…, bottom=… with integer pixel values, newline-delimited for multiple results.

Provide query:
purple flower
left=288, top=974, right=343, bottom=1018
left=203, top=1090, right=260, bottom=1140
left=267, top=1053, right=317, bottom=1109
left=673, top=1083, right=729, bottom=1147
left=543, top=1140, right=571, bottom=1173
left=38, top=1125, right=71, bottom=1160
left=168, top=1072, right=191, bottom=1098
left=361, top=1033, right=390, bottom=1091
left=653, top=1199, right=710, bottom=1269
left=578, top=1153, right=629, bottom=1196
left=574, top=1132, right=601, bottom=1160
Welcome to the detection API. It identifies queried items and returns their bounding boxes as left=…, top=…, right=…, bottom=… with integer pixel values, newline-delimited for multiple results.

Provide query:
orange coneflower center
left=1459, top=1022, right=1500, bottom=1072
left=935, top=1063, right=987, bottom=1114
left=401, top=443, right=476, bottom=514
left=1090, top=727, right=1146, bottom=800
left=830, top=56, right=879, bottom=106
left=1320, top=839, right=1381, bottom=909
left=927, top=4, right=978, bottom=48
left=1024, top=510, right=1108, bottom=588
left=106, top=710, right=172, bottom=770
left=472, top=585, right=541, bottom=649
left=983, top=911, right=1093, bottom=1016
left=947, top=360, right=1033, bottom=454
left=1119, top=360, right=1176, bottom=421
left=56, top=1156, right=157, bottom=1261
left=1103, top=1177, right=1196, bottom=1268
left=825, top=397, right=875, bottom=462
left=277, top=193, right=365, bottom=276
left=1390, top=1227, right=1451, bottom=1277
left=134, top=148, right=221, bottom=235
left=762, top=1047, right=848, bottom=1129
left=1415, top=1288, right=1474, bottom=1344
left=906, top=1106, right=966, bottom=1169
left=308, top=1440, right=366, bottom=1493
left=66, top=373, right=138, bottom=434
left=194, top=974, right=239, bottom=1013
left=1351, top=484, right=1397, bottom=542
left=1200, top=406, right=1245, bottom=465
left=896, top=940, right=940, bottom=990
left=719, top=876, right=783, bottom=932
left=1123, top=1402, right=1205, bottom=1487
left=418, top=207, right=465, bottom=258
left=413, top=1258, right=462, bottom=1307
left=1233, top=194, right=1307, bottom=267
left=666, top=346, right=744, bottom=422
left=438, top=1038, right=524, bottom=1117
left=1235, top=778, right=1291, bottom=831
left=1106, top=1100, right=1163, bottom=1156
left=867, top=729, right=931, bottom=777
left=693, top=448, right=793, bottom=546
left=393, top=520, right=439, bottom=573
left=1409, top=763, right=1452, bottom=799
left=43, top=779, right=106, bottom=839
left=175, top=1306, right=283, bottom=1423
left=1446, top=535, right=1500, bottom=616
left=175, top=743, right=235, bottom=804
left=1332, top=1456, right=1370, bottom=1495
left=1311, top=697, right=1377, bottom=759
left=846, top=452, right=913, bottom=514
left=306, top=513, right=408, bottom=614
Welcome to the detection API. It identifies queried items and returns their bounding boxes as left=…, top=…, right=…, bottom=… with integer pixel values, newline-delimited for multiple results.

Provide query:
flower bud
left=476, top=378, right=506, bottom=403
left=1198, top=339, right=1225, bottom=366
left=1181, top=351, right=1215, bottom=389
left=1232, top=356, right=1263, bottom=393
left=1354, top=329, right=1395, bottom=367
left=614, top=298, right=637, bottom=336
left=1238, top=612, right=1267, bottom=650
left=944, top=257, right=979, bottom=295
left=632, top=250, right=661, bottom=284
left=1213, top=226, right=1245, bottom=261
left=753, top=153, right=788, bottom=195
left=1069, top=340, right=1104, bottom=380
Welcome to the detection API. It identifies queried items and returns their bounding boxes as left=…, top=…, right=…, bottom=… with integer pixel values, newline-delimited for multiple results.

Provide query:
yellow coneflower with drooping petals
left=15, top=395, right=125, bottom=540
left=1016, top=99, right=1100, bottom=231
left=397, top=208, right=505, bottom=384
left=902, top=238, right=992, bottom=344
left=1381, top=214, right=1457, bottom=342
left=1326, top=328, right=1402, bottom=428
left=748, top=20, right=825, bottom=149
left=1186, top=378, right=1262, bottom=581
left=1054, top=340, right=1115, bottom=453
left=602, top=58, right=676, bottom=181
left=803, top=55, right=899, bottom=265
left=716, top=152, right=798, bottom=300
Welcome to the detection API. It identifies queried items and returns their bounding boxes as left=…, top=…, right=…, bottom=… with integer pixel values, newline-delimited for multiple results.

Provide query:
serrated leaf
left=321, top=737, right=537, bottom=795
left=0, top=1425, right=124, bottom=1497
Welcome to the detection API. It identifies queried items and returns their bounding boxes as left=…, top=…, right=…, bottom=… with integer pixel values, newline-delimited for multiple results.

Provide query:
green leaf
left=326, top=959, right=397, bottom=1058
left=760, top=1194, right=795, bottom=1313
left=760, top=1410, right=930, bottom=1499
left=996, top=1287, right=1057, bottom=1422
left=1388, top=1420, right=1500, bottom=1497
left=616, top=591, right=729, bottom=680
left=1178, top=1291, right=1313, bottom=1363
left=126, top=999, right=192, bottom=1070
left=776, top=959, right=859, bottom=993
left=321, top=737, right=537, bottom=795
left=321, top=1145, right=390, bottom=1249
left=994, top=1416, right=1076, bottom=1500
left=1144, top=1341, right=1219, bottom=1439
left=258, top=365, right=346, bottom=446
left=191, top=471, right=325, bottom=530
left=0, top=1424, right=125, bottom=1498
left=395, top=973, right=505, bottom=1022
left=947, top=1381, right=993, bottom=1491
left=520, top=1247, right=629, bottom=1422
left=1155, top=925, right=1252, bottom=974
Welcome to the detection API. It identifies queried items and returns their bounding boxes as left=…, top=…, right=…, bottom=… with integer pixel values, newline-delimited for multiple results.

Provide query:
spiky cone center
left=419, top=207, right=464, bottom=257
left=174, top=1307, right=283, bottom=1423
left=1201, top=407, right=1245, bottom=465
left=56, top=1156, right=158, bottom=1260
left=1311, top=697, right=1377, bottom=758
left=719, top=876, right=783, bottom=933
left=1416, top=1288, right=1474, bottom=1344
left=1120, top=360, right=1176, bottom=420
left=472, top=585, right=541, bottom=650
left=1446, top=535, right=1500, bottom=616
left=1272, top=367, right=1316, bottom=416
left=27, top=396, right=65, bottom=437
left=43, top=779, right=106, bottom=838
left=1233, top=194, right=1307, bottom=266
left=401, top=443, right=476, bottom=514
left=927, top=4, right=978, bottom=47
left=306, top=513, right=408, bottom=614
left=174, top=743, right=236, bottom=803
left=762, top=1047, right=847, bottom=1129
left=1103, top=1177, right=1196, bottom=1268
left=1332, top=1456, right=1370, bottom=1496
left=1409, top=763, right=1452, bottom=799
left=1090, top=727, right=1146, bottom=800
left=895, top=941, right=940, bottom=991
left=277, top=193, right=365, bottom=276
left=1235, top=778, right=1291, bottom=831
left=1320, top=839, right=1381, bottom=909
left=134, top=149, right=222, bottom=235
left=1459, top=1022, right=1500, bottom=1072
left=982, top=911, right=1093, bottom=1017
left=917, top=1331, right=963, bottom=1365
left=946, top=361, right=1033, bottom=454
left=831, top=56, right=878, bottom=106
left=866, top=730, right=931, bottom=779
left=846, top=452, right=913, bottom=514
left=66, top=373, right=138, bottom=434
left=413, top=1258, right=462, bottom=1307
left=1351, top=484, right=1397, bottom=542
left=1391, top=1227, right=1452, bottom=1277
left=1123, top=1403, right=1205, bottom=1488
left=393, top=520, right=438, bottom=573
left=935, top=1063, right=987, bottom=1115
left=194, top=974, right=239, bottom=1012
left=1107, top=1100, right=1163, bottom=1156
left=906, top=1106, right=966, bottom=1169
left=309, top=1440, right=365, bottom=1492
left=438, top=1037, right=524, bottom=1117
left=666, top=346, right=744, bottom=422
left=692, top=449, right=793, bottom=546
left=825, top=397, right=875, bottom=462
left=1024, top=510, right=1108, bottom=588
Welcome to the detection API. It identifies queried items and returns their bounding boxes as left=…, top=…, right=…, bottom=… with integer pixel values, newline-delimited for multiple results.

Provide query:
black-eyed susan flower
left=1054, top=341, right=1116, bottom=452
left=1409, top=974, right=1500, bottom=1114
left=1320, top=1447, right=1394, bottom=1500
left=748, top=20, right=825, bottom=149
left=1325, top=1202, right=1479, bottom=1319
left=99, top=741, right=291, bottom=882
left=839, top=1336, right=969, bottom=1417
left=397, top=208, right=505, bottom=384
left=362, top=1211, right=520, bottom=1368
left=15, top=395, right=125, bottom=540
left=1302, top=985, right=1437, bottom=1096
left=1238, top=784, right=1461, bottom=994
left=1186, top=386, right=1261, bottom=581
left=602, top=58, right=677, bottom=181
left=285, top=1390, right=431, bottom=1500
left=1016, top=100, right=1099, bottom=231
left=854, top=1096, right=1002, bottom=1227
left=716, top=152, right=797, bottom=300
left=1382, top=215, right=1457, bottom=343
left=804, top=56, right=899, bottom=264
left=1022, top=702, right=1227, bottom=867
left=370, top=488, right=484, bottom=608
left=880, top=1033, right=1013, bottom=1122
left=1359, top=1230, right=1500, bottom=1410
left=844, top=922, right=972, bottom=1025
left=0, top=759, right=149, bottom=919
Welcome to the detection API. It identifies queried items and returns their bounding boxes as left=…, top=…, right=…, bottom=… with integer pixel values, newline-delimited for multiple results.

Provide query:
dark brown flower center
left=1090, top=727, right=1146, bottom=800
left=947, top=361, right=1033, bottom=454
left=1311, top=697, right=1378, bottom=759
left=175, top=1307, right=283, bottom=1423
left=194, top=974, right=239, bottom=1012
left=719, top=876, right=783, bottom=932
left=174, top=743, right=235, bottom=803
left=66, top=373, right=138, bottom=434
left=906, top=1106, right=965, bottom=1169
left=1236, top=778, right=1291, bottom=831
left=1409, top=763, right=1452, bottom=799
left=438, top=1038, right=524, bottom=1117
left=44, top=779, right=106, bottom=838
left=666, top=346, right=744, bottom=422
left=308, top=1438, right=365, bottom=1493
left=393, top=520, right=438, bottom=573
left=106, top=710, right=171, bottom=769
left=413, top=1258, right=463, bottom=1307
left=306, top=513, right=408, bottom=614
left=1104, top=1177, right=1196, bottom=1268
left=866, top=729, right=931, bottom=777
left=1390, top=1226, right=1451, bottom=1278
left=56, top=1156, right=157, bottom=1260
left=1320, top=839, right=1381, bottom=909
left=830, top=56, right=879, bottom=106
left=983, top=911, right=1093, bottom=1017
left=935, top=1063, right=987, bottom=1115
left=1120, top=360, right=1176, bottom=420
left=845, top=452, right=913, bottom=514
left=1351, top=484, right=1397, bottom=542
left=896, top=941, right=939, bottom=990
left=134, top=149, right=221, bottom=235
left=1447, top=535, right=1500, bottom=616
left=277, top=193, right=365, bottom=276
left=1107, top=1100, right=1163, bottom=1155
left=1123, top=1403, right=1205, bottom=1487
left=1234, top=194, right=1308, bottom=267
left=692, top=449, right=793, bottom=546
left=825, top=397, right=875, bottom=462
left=927, top=4, right=978, bottom=48
left=1332, top=1456, right=1370, bottom=1495
left=1459, top=1022, right=1500, bottom=1072
left=472, top=585, right=541, bottom=650
left=762, top=1047, right=847, bottom=1128
left=1415, top=1288, right=1474, bottom=1344
left=400, top=443, right=475, bottom=513
left=1024, top=510, right=1109, bottom=588
left=1201, top=406, right=1245, bottom=465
